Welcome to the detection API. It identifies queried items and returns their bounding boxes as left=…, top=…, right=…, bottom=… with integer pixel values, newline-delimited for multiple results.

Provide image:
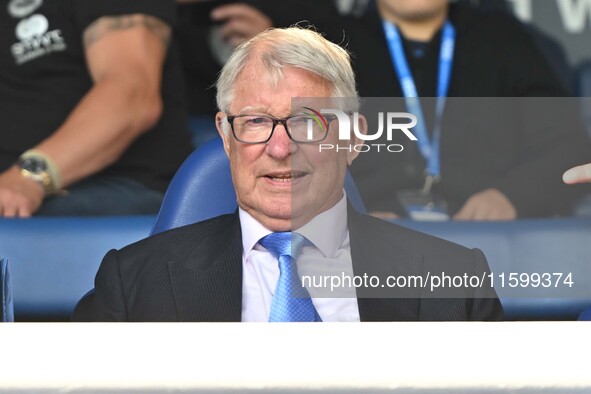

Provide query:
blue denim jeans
left=36, top=176, right=164, bottom=216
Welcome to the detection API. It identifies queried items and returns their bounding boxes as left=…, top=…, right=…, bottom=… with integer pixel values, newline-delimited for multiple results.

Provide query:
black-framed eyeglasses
left=225, top=113, right=337, bottom=144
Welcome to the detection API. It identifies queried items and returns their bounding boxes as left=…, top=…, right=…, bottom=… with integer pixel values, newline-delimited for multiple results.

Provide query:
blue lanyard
left=382, top=19, right=455, bottom=179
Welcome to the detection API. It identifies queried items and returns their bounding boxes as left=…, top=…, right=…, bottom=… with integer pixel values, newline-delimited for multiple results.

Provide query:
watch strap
left=18, top=150, right=62, bottom=195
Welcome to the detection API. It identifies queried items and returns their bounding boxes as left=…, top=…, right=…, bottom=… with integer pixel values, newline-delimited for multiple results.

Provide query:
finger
left=453, top=203, right=476, bottom=221
left=466, top=202, right=518, bottom=221
left=369, top=211, right=399, bottom=220
left=481, top=208, right=515, bottom=221
left=1, top=203, right=18, bottom=218
left=211, top=4, right=265, bottom=21
left=17, top=205, right=33, bottom=218
left=219, top=19, right=266, bottom=41
left=471, top=206, right=493, bottom=221
left=227, top=35, right=248, bottom=48
left=563, top=164, right=591, bottom=184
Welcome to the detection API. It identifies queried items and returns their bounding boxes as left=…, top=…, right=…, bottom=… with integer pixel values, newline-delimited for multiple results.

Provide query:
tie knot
left=259, top=232, right=309, bottom=260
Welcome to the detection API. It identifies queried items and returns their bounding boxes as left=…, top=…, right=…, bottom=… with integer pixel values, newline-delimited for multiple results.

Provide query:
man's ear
left=347, top=114, right=368, bottom=166
left=216, top=112, right=231, bottom=157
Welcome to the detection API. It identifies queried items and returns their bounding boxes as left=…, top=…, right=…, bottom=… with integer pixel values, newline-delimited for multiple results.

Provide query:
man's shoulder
left=349, top=211, right=475, bottom=257
left=117, top=213, right=239, bottom=261
left=348, top=211, right=499, bottom=304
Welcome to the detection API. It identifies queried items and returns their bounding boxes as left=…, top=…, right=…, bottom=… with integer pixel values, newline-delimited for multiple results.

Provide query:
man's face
left=378, top=0, right=448, bottom=21
left=216, top=64, right=361, bottom=231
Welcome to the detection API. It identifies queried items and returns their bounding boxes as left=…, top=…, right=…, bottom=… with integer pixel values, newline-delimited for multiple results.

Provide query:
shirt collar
left=239, top=209, right=273, bottom=257
left=298, top=193, right=348, bottom=258
left=239, top=192, right=348, bottom=258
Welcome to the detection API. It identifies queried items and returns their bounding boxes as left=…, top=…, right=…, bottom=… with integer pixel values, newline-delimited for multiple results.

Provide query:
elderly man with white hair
left=74, top=27, right=502, bottom=322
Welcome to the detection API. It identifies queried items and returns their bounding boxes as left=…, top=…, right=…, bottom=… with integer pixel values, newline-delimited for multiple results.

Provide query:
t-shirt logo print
left=7, top=0, right=43, bottom=18
left=16, top=14, right=48, bottom=40
left=9, top=6, right=67, bottom=65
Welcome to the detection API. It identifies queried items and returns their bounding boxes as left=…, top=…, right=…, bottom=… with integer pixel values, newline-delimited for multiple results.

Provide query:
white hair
left=216, top=27, right=359, bottom=134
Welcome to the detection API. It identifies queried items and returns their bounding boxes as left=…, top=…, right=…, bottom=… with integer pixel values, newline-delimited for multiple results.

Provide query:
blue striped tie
left=259, top=232, right=322, bottom=322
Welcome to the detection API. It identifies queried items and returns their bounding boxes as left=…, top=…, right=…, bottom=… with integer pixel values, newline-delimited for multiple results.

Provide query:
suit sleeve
left=72, top=249, right=129, bottom=322
left=469, top=248, right=504, bottom=321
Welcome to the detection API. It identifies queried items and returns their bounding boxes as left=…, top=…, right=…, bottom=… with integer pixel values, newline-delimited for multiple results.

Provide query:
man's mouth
left=264, top=171, right=307, bottom=182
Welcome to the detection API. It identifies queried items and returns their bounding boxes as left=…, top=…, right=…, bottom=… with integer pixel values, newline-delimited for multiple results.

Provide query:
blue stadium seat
left=5, top=141, right=591, bottom=321
left=187, top=115, right=219, bottom=149
left=579, top=305, right=591, bottom=320
left=0, top=216, right=154, bottom=320
left=1, top=257, right=14, bottom=322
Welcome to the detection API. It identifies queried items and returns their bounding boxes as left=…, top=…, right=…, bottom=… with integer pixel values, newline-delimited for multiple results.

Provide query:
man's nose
left=265, top=124, right=297, bottom=159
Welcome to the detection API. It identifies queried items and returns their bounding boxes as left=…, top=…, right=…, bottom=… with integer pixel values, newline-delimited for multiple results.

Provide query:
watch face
left=21, top=157, right=48, bottom=174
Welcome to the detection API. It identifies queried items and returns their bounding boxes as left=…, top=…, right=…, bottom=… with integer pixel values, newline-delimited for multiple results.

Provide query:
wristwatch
left=17, top=151, right=61, bottom=195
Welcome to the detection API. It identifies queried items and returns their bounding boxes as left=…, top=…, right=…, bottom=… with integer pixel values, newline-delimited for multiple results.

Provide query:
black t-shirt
left=342, top=3, right=591, bottom=217
left=0, top=0, right=192, bottom=192
left=176, top=0, right=343, bottom=117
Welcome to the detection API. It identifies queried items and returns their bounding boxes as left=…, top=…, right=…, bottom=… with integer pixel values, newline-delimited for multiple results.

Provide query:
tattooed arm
left=0, top=14, right=171, bottom=216
left=83, top=14, right=171, bottom=48
left=44, top=13, right=170, bottom=186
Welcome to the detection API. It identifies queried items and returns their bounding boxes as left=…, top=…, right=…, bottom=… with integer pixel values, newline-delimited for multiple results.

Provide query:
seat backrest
left=151, top=137, right=367, bottom=235
left=1, top=257, right=14, bottom=322
left=579, top=306, right=591, bottom=321
left=0, top=216, right=154, bottom=321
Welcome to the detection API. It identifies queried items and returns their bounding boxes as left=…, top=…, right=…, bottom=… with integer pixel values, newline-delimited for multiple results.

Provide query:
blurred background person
left=74, top=26, right=502, bottom=322
left=175, top=0, right=342, bottom=147
left=0, top=0, right=192, bottom=217
left=341, top=0, right=591, bottom=220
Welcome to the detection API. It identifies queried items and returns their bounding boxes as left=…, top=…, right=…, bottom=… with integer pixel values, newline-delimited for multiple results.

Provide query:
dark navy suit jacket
left=73, top=207, right=503, bottom=321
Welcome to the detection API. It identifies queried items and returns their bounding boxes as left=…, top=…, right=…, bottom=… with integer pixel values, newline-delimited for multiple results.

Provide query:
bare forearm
left=0, top=13, right=169, bottom=217
left=33, top=14, right=169, bottom=188
left=34, top=76, right=162, bottom=187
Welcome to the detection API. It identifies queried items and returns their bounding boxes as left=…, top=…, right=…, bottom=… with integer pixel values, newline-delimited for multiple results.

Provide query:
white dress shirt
left=240, top=193, right=360, bottom=322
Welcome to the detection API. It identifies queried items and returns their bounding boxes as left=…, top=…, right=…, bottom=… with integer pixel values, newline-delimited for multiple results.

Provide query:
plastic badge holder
left=398, top=190, right=450, bottom=221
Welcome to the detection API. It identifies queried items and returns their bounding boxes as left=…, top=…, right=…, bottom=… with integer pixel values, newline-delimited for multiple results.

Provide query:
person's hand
left=369, top=211, right=400, bottom=220
left=563, top=163, right=591, bottom=184
left=211, top=3, right=272, bottom=48
left=453, top=188, right=516, bottom=221
left=0, top=166, right=44, bottom=217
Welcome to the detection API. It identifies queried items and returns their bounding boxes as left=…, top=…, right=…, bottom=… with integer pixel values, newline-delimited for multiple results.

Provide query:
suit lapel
left=347, top=206, right=422, bottom=321
left=163, top=207, right=425, bottom=322
left=167, top=213, right=243, bottom=322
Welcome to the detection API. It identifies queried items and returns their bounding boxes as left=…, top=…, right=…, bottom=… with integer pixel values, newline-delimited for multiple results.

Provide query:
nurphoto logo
left=303, top=107, right=418, bottom=153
